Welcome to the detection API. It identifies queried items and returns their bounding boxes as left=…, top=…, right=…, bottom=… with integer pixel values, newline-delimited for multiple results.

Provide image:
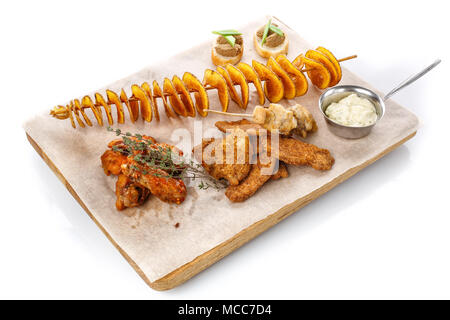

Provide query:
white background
left=1, top=0, right=449, bottom=299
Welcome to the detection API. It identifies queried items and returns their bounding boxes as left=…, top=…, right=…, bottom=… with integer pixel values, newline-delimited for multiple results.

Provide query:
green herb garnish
left=212, top=29, right=241, bottom=47
left=261, top=19, right=271, bottom=45
left=269, top=25, right=284, bottom=37
left=107, top=127, right=227, bottom=191
left=223, top=35, right=236, bottom=47
left=212, top=29, right=242, bottom=36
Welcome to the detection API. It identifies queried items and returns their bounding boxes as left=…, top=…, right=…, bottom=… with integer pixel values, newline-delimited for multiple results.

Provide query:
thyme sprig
left=107, top=127, right=226, bottom=190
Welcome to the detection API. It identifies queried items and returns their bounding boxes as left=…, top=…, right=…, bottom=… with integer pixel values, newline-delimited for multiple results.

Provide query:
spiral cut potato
left=50, top=47, right=349, bottom=128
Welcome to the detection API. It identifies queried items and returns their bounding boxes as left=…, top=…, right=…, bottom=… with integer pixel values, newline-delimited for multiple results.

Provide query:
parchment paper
left=24, top=16, right=419, bottom=283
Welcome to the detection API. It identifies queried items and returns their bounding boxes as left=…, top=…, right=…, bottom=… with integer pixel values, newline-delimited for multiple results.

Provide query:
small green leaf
left=261, top=19, right=271, bottom=45
left=223, top=35, right=236, bottom=47
left=212, top=29, right=242, bottom=36
left=269, top=25, right=284, bottom=37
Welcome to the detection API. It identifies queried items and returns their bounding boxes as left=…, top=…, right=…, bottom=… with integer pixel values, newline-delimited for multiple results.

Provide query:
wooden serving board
left=24, top=16, right=419, bottom=290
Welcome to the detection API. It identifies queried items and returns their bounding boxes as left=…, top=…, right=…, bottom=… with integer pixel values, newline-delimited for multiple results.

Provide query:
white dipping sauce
left=325, top=93, right=378, bottom=127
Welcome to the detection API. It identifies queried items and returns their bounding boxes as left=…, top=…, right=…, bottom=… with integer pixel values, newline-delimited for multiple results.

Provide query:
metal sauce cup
left=319, top=85, right=385, bottom=139
left=318, top=59, right=440, bottom=139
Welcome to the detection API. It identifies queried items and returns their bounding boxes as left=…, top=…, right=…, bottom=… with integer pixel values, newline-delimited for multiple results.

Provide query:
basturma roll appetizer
left=211, top=29, right=244, bottom=66
left=253, top=19, right=289, bottom=59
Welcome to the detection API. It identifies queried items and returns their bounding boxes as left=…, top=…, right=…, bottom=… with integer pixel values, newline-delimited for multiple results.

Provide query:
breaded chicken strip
left=215, top=119, right=264, bottom=135
left=193, top=133, right=252, bottom=186
left=266, top=137, right=334, bottom=171
left=225, top=161, right=276, bottom=202
left=271, top=162, right=289, bottom=180
left=215, top=119, right=334, bottom=170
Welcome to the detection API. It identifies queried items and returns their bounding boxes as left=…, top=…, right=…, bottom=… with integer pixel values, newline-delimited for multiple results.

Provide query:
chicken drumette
left=101, top=134, right=186, bottom=211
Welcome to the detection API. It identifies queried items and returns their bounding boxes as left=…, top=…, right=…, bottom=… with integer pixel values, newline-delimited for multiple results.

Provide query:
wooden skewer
left=54, top=54, right=357, bottom=111
left=338, top=55, right=357, bottom=62
left=206, top=109, right=252, bottom=117
left=301, top=55, right=358, bottom=72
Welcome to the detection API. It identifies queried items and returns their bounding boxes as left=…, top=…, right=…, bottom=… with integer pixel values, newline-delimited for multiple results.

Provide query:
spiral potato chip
left=203, top=69, right=229, bottom=112
left=302, top=56, right=331, bottom=89
left=173, top=75, right=195, bottom=117
left=316, top=46, right=342, bottom=86
left=153, top=80, right=177, bottom=118
left=217, top=66, right=242, bottom=107
left=305, top=50, right=338, bottom=87
left=183, top=72, right=209, bottom=117
left=292, top=53, right=304, bottom=69
left=106, top=89, right=125, bottom=124
left=131, top=85, right=152, bottom=122
left=83, top=95, right=104, bottom=125
left=267, top=57, right=296, bottom=99
left=164, top=78, right=187, bottom=117
left=141, top=82, right=159, bottom=121
left=252, top=60, right=284, bottom=103
left=275, top=55, right=308, bottom=97
left=225, top=64, right=249, bottom=109
left=236, top=62, right=265, bottom=105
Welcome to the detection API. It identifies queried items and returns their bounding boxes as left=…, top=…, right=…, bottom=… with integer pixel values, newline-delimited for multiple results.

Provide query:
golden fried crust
left=115, top=174, right=150, bottom=211
left=101, top=149, right=128, bottom=176
left=121, top=159, right=186, bottom=205
left=225, top=161, right=274, bottom=202
left=271, top=162, right=289, bottom=180
left=264, top=137, right=334, bottom=171
left=193, top=138, right=252, bottom=186
left=215, top=119, right=265, bottom=135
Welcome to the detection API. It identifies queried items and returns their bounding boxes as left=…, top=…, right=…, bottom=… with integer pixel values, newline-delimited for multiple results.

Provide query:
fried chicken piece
left=215, top=119, right=265, bottom=135
left=271, top=162, right=289, bottom=180
left=288, top=104, right=318, bottom=138
left=216, top=122, right=334, bottom=171
left=101, top=149, right=128, bottom=176
left=216, top=103, right=318, bottom=138
left=121, top=159, right=186, bottom=204
left=225, top=161, right=277, bottom=202
left=115, top=174, right=150, bottom=211
left=262, top=137, right=334, bottom=171
left=193, top=131, right=252, bottom=186
left=102, top=135, right=157, bottom=176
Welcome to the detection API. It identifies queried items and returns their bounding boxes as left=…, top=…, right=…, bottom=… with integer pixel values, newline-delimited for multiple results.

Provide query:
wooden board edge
left=26, top=130, right=416, bottom=291
left=26, top=133, right=155, bottom=289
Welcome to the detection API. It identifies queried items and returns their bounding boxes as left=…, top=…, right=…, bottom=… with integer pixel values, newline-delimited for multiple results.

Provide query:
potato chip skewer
left=50, top=49, right=356, bottom=128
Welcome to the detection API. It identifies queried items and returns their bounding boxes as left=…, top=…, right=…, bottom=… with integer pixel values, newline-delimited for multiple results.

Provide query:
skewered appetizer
left=50, top=47, right=356, bottom=129
left=253, top=19, right=289, bottom=59
left=213, top=103, right=317, bottom=137
left=211, top=29, right=244, bottom=66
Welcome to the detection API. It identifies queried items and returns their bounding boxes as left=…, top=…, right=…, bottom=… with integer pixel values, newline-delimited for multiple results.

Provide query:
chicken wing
left=115, top=174, right=150, bottom=211
left=101, top=149, right=128, bottom=176
left=121, top=159, right=187, bottom=204
left=102, top=135, right=157, bottom=176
